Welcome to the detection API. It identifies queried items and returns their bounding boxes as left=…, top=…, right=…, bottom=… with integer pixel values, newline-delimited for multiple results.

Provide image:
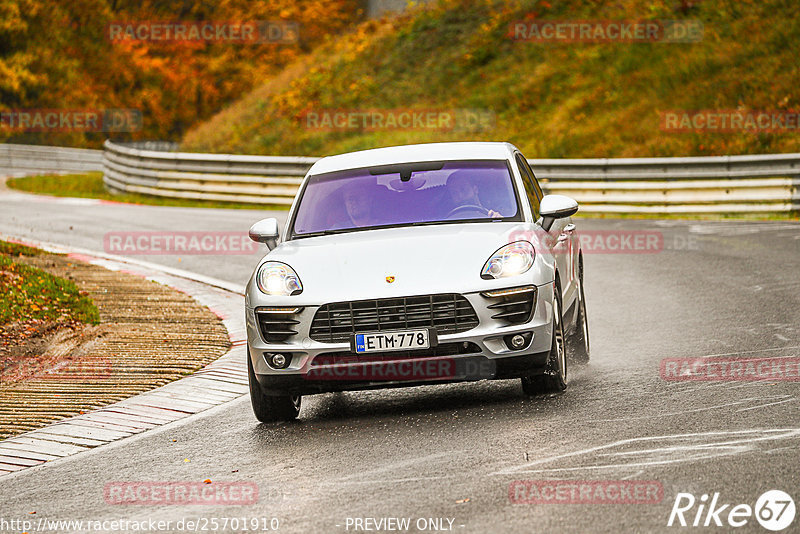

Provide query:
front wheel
left=522, top=282, right=567, bottom=395
left=247, top=354, right=301, bottom=422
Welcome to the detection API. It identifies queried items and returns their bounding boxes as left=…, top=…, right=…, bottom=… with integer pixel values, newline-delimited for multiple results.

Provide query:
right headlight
left=256, top=262, right=303, bottom=295
left=481, top=241, right=535, bottom=279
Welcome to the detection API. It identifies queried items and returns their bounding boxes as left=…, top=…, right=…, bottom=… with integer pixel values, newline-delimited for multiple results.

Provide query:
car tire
left=566, top=257, right=590, bottom=364
left=247, top=354, right=301, bottom=422
left=521, top=281, right=567, bottom=395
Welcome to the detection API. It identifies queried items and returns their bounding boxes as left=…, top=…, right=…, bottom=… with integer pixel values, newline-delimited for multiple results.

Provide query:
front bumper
left=246, top=283, right=555, bottom=396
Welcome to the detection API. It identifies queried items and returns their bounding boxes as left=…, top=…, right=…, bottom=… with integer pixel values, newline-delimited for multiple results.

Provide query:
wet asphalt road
left=0, top=186, right=799, bottom=533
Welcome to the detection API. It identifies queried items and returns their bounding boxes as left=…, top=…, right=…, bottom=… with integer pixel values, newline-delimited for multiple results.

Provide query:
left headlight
left=256, top=262, right=303, bottom=295
left=481, top=241, right=535, bottom=279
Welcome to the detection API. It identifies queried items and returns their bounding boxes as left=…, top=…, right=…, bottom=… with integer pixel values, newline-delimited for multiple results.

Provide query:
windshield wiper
left=291, top=230, right=344, bottom=239
left=293, top=218, right=505, bottom=239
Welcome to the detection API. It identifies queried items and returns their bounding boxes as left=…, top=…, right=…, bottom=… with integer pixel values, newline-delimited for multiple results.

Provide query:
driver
left=341, top=182, right=378, bottom=227
left=446, top=171, right=502, bottom=218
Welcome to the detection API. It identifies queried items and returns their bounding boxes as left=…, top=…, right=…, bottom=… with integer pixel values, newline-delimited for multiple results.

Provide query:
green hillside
left=182, top=0, right=800, bottom=158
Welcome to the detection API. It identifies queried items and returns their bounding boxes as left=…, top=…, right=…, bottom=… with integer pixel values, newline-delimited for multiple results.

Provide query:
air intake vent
left=484, top=286, right=537, bottom=325
left=256, top=307, right=301, bottom=343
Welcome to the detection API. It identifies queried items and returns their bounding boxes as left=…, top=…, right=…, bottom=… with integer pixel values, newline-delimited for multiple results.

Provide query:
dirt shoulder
left=0, top=249, right=232, bottom=439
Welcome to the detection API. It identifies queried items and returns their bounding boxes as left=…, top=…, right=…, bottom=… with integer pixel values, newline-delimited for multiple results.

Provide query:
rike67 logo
left=668, top=490, right=795, bottom=531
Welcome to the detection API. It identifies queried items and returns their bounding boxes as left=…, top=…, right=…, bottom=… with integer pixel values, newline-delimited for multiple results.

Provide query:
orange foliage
left=0, top=0, right=363, bottom=146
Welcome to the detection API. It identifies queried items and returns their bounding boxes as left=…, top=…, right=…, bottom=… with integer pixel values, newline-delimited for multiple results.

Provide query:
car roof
left=307, top=142, right=520, bottom=175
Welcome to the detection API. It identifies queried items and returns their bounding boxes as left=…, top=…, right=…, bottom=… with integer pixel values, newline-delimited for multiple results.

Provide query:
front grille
left=310, top=294, right=480, bottom=343
left=256, top=308, right=301, bottom=343
left=486, top=288, right=537, bottom=325
left=311, top=342, right=482, bottom=365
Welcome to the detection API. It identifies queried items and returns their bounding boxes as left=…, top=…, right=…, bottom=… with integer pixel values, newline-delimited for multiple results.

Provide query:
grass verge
left=5, top=172, right=795, bottom=222
left=6, top=172, right=289, bottom=211
left=0, top=241, right=100, bottom=328
left=576, top=211, right=799, bottom=221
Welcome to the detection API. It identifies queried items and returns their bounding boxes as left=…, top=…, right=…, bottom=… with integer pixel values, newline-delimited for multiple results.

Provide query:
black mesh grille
left=310, top=294, right=479, bottom=343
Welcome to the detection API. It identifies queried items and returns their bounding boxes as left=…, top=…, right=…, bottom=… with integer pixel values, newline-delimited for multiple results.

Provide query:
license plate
left=353, top=329, right=432, bottom=353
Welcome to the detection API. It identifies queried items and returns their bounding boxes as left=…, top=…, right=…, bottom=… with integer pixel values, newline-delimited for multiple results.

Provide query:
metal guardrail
left=102, top=140, right=317, bottom=206
left=102, top=140, right=800, bottom=213
left=0, top=143, right=103, bottom=173
left=536, top=155, right=800, bottom=213
left=2, top=141, right=797, bottom=214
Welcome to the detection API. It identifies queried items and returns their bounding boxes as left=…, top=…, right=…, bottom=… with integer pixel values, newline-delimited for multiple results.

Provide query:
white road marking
left=619, top=469, right=646, bottom=480
left=724, top=381, right=786, bottom=389
left=583, top=396, right=791, bottom=423
left=764, top=446, right=798, bottom=455
left=735, top=398, right=796, bottom=412
left=491, top=428, right=800, bottom=475
left=666, top=380, right=744, bottom=392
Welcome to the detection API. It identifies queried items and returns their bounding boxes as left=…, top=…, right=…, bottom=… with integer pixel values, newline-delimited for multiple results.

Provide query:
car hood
left=249, top=222, right=552, bottom=304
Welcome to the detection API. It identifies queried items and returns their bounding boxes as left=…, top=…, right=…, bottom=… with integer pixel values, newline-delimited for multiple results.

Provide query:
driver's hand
left=488, top=209, right=502, bottom=218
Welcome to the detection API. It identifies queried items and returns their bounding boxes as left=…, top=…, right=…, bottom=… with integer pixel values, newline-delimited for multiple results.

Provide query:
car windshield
left=290, top=160, right=520, bottom=237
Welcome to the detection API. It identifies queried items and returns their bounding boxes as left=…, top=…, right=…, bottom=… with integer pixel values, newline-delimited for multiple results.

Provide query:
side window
left=521, top=157, right=544, bottom=201
left=515, top=153, right=541, bottom=219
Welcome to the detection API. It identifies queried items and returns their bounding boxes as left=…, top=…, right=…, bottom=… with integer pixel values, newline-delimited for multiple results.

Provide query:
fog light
left=510, top=335, right=526, bottom=349
left=265, top=352, right=291, bottom=369
left=503, top=332, right=533, bottom=351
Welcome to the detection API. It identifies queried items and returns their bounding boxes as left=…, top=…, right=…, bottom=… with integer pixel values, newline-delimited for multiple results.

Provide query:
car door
left=515, top=153, right=577, bottom=309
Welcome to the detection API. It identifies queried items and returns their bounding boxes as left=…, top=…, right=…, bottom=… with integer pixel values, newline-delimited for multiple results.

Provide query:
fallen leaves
left=1, top=249, right=101, bottom=367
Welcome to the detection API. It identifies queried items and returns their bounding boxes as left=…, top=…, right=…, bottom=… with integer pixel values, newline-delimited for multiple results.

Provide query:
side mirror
left=539, top=194, right=579, bottom=231
left=249, top=218, right=280, bottom=250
